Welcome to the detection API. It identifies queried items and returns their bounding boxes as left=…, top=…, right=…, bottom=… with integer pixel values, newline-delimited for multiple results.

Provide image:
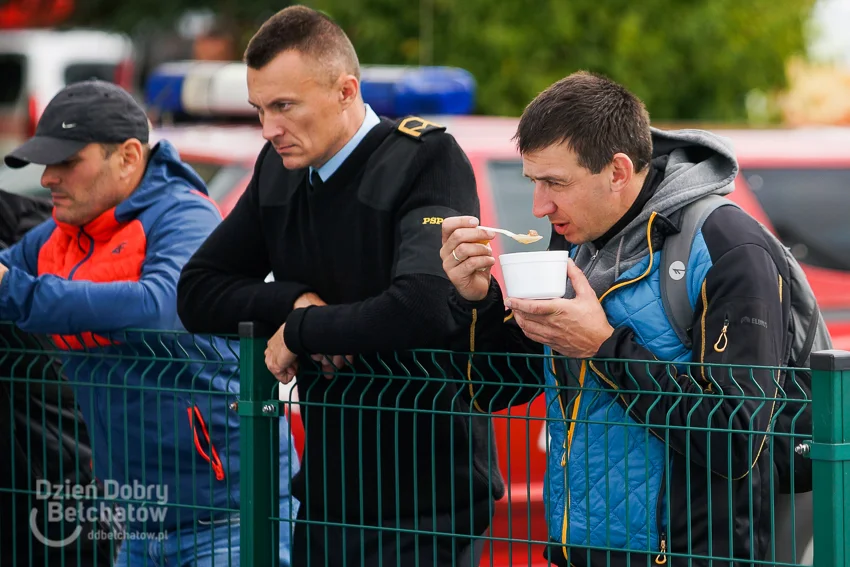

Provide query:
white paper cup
left=499, top=250, right=570, bottom=299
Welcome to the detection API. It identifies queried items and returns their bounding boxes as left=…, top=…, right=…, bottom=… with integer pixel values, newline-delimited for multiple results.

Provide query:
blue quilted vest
left=543, top=230, right=713, bottom=560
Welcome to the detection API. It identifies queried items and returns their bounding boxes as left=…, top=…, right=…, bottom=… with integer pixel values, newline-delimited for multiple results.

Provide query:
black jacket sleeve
left=447, top=278, right=546, bottom=413
left=177, top=144, right=313, bottom=335
left=592, top=207, right=790, bottom=479
left=282, top=133, right=480, bottom=356
left=0, top=189, right=52, bottom=249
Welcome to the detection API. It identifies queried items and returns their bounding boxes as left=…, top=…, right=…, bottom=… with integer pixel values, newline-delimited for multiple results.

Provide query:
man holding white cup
left=441, top=220, right=608, bottom=358
left=440, top=71, right=797, bottom=567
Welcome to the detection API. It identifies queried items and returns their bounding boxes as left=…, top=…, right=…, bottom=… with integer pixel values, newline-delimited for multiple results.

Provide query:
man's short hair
left=514, top=71, right=653, bottom=174
left=244, top=6, right=360, bottom=82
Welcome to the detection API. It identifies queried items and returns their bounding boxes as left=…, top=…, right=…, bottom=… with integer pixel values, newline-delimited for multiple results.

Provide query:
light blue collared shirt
left=310, top=104, right=380, bottom=183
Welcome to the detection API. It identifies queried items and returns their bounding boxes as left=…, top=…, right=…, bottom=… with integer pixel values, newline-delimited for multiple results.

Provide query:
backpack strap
left=660, top=194, right=740, bottom=349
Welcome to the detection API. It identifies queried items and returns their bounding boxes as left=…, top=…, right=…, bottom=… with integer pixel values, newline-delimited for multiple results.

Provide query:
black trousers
left=291, top=506, right=486, bottom=567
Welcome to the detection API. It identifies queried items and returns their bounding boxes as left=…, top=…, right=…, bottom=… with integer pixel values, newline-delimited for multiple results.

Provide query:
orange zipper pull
left=714, top=318, right=729, bottom=353
left=655, top=534, right=667, bottom=565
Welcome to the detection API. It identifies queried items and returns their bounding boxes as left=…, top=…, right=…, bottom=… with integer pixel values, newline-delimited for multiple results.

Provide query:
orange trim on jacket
left=37, top=209, right=147, bottom=349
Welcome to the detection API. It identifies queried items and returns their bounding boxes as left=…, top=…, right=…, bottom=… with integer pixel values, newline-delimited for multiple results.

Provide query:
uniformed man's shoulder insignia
left=396, top=116, right=446, bottom=140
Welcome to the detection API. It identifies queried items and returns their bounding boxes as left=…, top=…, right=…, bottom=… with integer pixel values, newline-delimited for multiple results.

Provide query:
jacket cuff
left=0, top=266, right=29, bottom=322
left=448, top=278, right=504, bottom=316
left=283, top=306, right=312, bottom=356
left=449, top=292, right=493, bottom=313
left=594, top=326, right=634, bottom=359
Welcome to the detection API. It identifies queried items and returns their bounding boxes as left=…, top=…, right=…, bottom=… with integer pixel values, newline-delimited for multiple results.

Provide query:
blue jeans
left=113, top=495, right=297, bottom=567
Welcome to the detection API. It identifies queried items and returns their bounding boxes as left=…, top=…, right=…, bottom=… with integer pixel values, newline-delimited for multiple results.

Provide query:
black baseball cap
left=4, top=80, right=150, bottom=169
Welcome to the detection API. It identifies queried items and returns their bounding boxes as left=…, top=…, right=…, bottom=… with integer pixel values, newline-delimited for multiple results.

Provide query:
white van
left=0, top=28, right=135, bottom=158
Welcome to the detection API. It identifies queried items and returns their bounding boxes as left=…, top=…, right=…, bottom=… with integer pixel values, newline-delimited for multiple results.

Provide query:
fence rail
left=1, top=320, right=848, bottom=566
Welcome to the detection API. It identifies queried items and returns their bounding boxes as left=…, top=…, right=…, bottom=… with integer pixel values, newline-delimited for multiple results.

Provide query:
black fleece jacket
left=177, top=117, right=504, bottom=532
left=450, top=200, right=793, bottom=567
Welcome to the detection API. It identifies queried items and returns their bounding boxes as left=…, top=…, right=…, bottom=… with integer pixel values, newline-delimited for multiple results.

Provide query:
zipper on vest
left=562, top=446, right=569, bottom=559
left=698, top=282, right=714, bottom=393
left=587, top=213, right=661, bottom=391
left=68, top=227, right=95, bottom=280
left=559, top=361, right=588, bottom=557
left=580, top=213, right=674, bottom=556
left=560, top=214, right=659, bottom=559
left=549, top=360, right=571, bottom=562
left=583, top=249, right=600, bottom=279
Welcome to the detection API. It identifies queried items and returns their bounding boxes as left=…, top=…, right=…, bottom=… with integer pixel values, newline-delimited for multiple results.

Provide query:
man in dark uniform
left=176, top=6, right=502, bottom=566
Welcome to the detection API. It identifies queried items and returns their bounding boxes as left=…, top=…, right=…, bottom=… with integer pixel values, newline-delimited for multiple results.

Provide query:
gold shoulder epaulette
left=396, top=116, right=446, bottom=139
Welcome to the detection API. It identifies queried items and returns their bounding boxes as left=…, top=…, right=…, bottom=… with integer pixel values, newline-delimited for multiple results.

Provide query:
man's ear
left=338, top=74, right=360, bottom=110
left=609, top=153, right=636, bottom=194
left=118, top=139, right=145, bottom=179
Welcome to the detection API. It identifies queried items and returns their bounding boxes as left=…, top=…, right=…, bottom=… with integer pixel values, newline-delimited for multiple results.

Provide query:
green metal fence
left=1, top=319, right=848, bottom=566
left=0, top=321, right=256, bottom=567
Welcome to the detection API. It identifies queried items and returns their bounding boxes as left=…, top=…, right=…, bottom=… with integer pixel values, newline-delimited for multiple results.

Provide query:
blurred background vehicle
left=0, top=28, right=135, bottom=156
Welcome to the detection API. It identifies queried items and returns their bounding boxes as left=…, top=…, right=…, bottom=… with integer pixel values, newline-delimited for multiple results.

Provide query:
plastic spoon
left=478, top=226, right=543, bottom=245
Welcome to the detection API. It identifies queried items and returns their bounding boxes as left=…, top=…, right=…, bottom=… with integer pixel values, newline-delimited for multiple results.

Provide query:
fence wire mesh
left=0, top=320, right=841, bottom=567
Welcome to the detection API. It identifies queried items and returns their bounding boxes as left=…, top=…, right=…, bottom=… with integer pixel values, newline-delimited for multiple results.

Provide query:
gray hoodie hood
left=565, top=127, right=739, bottom=299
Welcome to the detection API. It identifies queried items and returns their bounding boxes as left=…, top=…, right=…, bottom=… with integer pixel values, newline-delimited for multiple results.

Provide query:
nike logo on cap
left=61, top=122, right=76, bottom=129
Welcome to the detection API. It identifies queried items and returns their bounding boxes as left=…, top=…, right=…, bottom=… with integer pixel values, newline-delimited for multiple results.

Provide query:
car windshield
left=486, top=160, right=551, bottom=254
left=182, top=160, right=251, bottom=203
left=206, top=165, right=251, bottom=203
left=64, top=62, right=119, bottom=85
left=742, top=167, right=850, bottom=272
left=0, top=159, right=251, bottom=206
left=0, top=164, right=50, bottom=200
left=0, top=54, right=24, bottom=105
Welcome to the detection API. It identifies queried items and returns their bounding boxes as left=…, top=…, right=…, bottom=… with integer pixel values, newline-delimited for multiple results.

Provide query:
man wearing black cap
left=0, top=80, right=299, bottom=566
left=2, top=80, right=154, bottom=226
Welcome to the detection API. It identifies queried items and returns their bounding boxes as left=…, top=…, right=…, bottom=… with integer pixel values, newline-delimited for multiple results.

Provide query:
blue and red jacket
left=0, top=140, right=296, bottom=534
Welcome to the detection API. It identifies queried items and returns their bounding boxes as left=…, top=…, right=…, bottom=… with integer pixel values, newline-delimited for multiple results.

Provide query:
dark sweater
left=178, top=117, right=503, bottom=532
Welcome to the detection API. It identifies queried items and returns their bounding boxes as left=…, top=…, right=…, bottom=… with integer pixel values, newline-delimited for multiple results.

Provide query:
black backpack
left=660, top=194, right=833, bottom=493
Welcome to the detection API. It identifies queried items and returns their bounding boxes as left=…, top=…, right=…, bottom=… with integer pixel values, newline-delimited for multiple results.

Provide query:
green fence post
left=810, top=350, right=850, bottom=567
left=238, top=322, right=280, bottom=567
